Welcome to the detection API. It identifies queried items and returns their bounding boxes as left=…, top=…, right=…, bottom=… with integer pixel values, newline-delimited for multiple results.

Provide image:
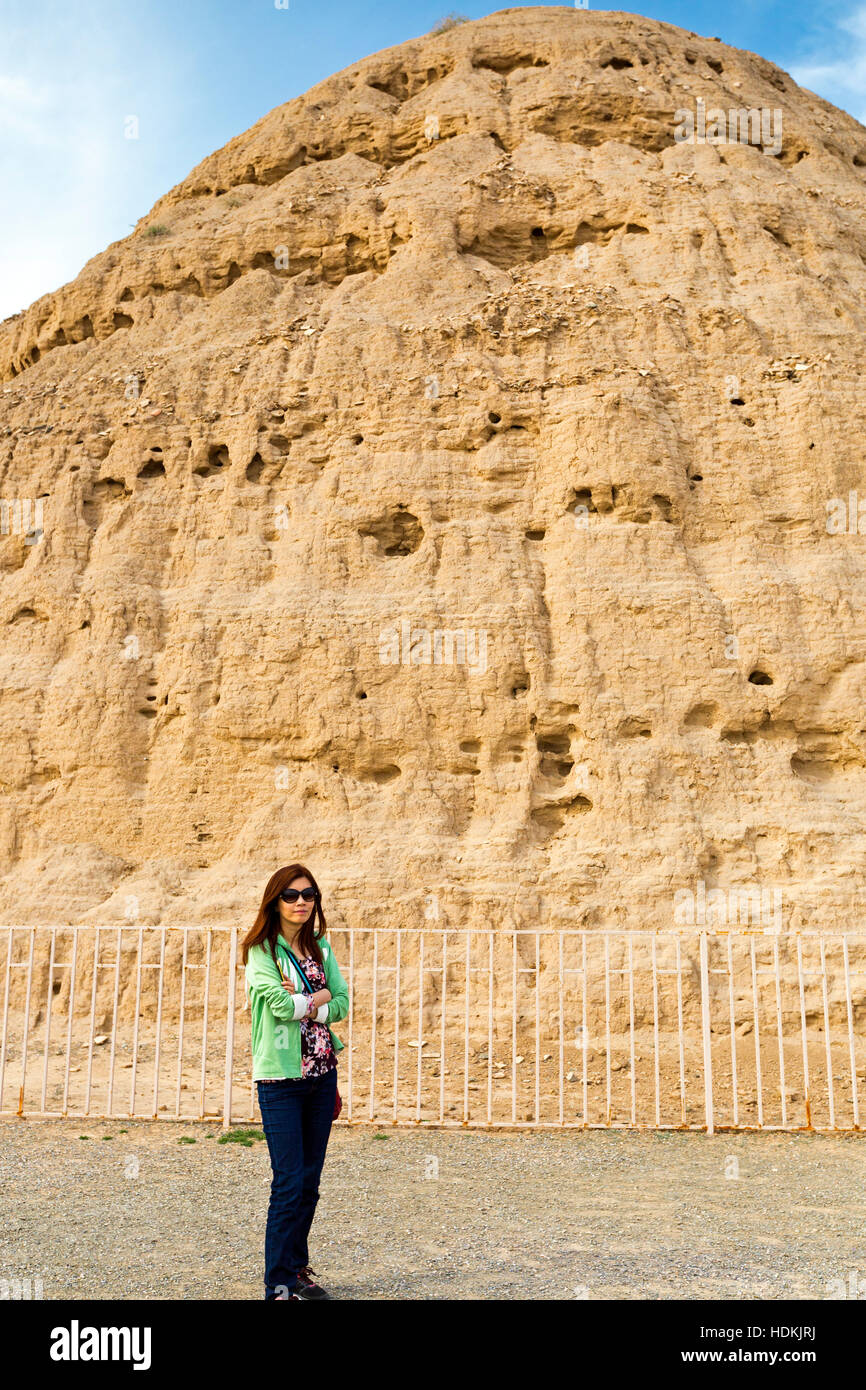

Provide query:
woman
left=242, top=863, right=350, bottom=1301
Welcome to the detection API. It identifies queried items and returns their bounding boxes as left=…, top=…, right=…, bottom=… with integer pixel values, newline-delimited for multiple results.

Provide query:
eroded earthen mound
left=2, top=6, right=866, bottom=933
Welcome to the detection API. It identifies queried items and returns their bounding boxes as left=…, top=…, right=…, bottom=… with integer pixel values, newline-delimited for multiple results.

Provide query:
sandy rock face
left=1, top=6, right=866, bottom=934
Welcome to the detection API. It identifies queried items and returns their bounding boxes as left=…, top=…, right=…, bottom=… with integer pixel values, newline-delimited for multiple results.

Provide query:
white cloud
left=0, top=3, right=186, bottom=321
left=788, top=4, right=866, bottom=125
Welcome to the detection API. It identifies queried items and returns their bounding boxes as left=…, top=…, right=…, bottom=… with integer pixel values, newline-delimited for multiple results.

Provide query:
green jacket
left=245, top=933, right=350, bottom=1080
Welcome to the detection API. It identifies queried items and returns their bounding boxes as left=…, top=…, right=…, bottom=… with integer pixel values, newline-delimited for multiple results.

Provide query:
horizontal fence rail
left=0, top=927, right=864, bottom=1132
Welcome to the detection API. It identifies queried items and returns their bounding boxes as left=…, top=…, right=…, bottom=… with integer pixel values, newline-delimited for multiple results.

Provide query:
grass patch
left=142, top=223, right=170, bottom=238
left=429, top=12, right=469, bottom=35
left=218, top=1127, right=265, bottom=1147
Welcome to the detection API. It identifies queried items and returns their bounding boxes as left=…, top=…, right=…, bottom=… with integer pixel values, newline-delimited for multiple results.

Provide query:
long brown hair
left=241, top=863, right=328, bottom=969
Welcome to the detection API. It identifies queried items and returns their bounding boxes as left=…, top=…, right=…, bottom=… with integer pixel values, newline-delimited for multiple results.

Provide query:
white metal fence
left=1, top=926, right=864, bottom=1131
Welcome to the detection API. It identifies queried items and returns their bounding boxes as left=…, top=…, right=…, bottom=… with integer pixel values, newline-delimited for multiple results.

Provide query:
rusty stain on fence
left=0, top=927, right=863, bottom=1133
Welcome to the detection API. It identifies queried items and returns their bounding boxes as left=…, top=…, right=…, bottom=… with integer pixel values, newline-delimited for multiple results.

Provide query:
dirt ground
left=2, top=1118, right=865, bottom=1300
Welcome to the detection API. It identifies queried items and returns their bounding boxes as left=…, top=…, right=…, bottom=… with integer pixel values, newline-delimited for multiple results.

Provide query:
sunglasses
left=279, top=888, right=318, bottom=903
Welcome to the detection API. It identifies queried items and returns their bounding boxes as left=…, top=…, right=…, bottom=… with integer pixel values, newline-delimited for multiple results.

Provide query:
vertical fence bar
left=84, top=926, right=99, bottom=1117
left=175, top=927, right=188, bottom=1119
left=722, top=934, right=739, bottom=1128
left=511, top=930, right=517, bottom=1125
left=415, top=930, right=423, bottom=1123
left=439, top=931, right=447, bottom=1125
left=129, top=926, right=143, bottom=1116
left=371, top=928, right=380, bottom=1124
left=751, top=937, right=763, bottom=1129
left=675, top=936, right=686, bottom=1126
left=604, top=933, right=611, bottom=1125
left=200, top=928, right=212, bottom=1121
left=393, top=928, right=402, bottom=1125
left=628, top=933, right=636, bottom=1126
left=558, top=930, right=564, bottom=1127
left=842, top=937, right=859, bottom=1129
left=40, top=927, right=57, bottom=1113
left=487, top=932, right=493, bottom=1127
left=820, top=936, right=835, bottom=1129
left=17, top=929, right=35, bottom=1115
left=796, top=935, right=811, bottom=1130
left=222, top=927, right=237, bottom=1130
left=581, top=932, right=588, bottom=1126
left=534, top=930, right=540, bottom=1125
left=152, top=927, right=166, bottom=1120
left=106, top=927, right=122, bottom=1117
left=699, top=932, right=714, bottom=1136
left=463, top=930, right=470, bottom=1124
left=651, top=934, right=660, bottom=1128
left=63, top=929, right=78, bottom=1117
left=727, top=935, right=738, bottom=1129
left=773, top=936, right=787, bottom=1128
left=0, top=928, right=13, bottom=1112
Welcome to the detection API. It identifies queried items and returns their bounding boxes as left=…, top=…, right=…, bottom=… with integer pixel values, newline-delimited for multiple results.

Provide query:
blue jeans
left=256, top=1065, right=338, bottom=1299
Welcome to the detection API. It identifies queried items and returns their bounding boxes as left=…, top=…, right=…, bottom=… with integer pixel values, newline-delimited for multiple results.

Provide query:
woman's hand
left=307, top=989, right=331, bottom=1011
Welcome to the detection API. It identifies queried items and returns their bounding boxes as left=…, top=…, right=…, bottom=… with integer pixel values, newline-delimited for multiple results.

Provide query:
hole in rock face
left=530, top=226, right=545, bottom=238
left=488, top=411, right=501, bottom=424
left=537, top=733, right=570, bottom=756
left=684, top=702, right=717, bottom=729
left=357, top=691, right=367, bottom=700
left=195, top=444, right=230, bottom=477
left=571, top=487, right=597, bottom=514
left=460, top=740, right=481, bottom=754
left=602, top=56, right=633, bottom=69
left=113, top=312, right=133, bottom=329
left=618, top=717, right=652, bottom=738
left=358, top=505, right=423, bottom=556
left=525, top=529, right=545, bottom=540
left=706, top=56, right=723, bottom=73
left=366, top=764, right=401, bottom=784
left=246, top=452, right=264, bottom=483
left=137, top=459, right=165, bottom=479
left=748, top=670, right=773, bottom=686
left=730, top=396, right=745, bottom=406
left=472, top=53, right=549, bottom=75
left=352, top=434, right=364, bottom=445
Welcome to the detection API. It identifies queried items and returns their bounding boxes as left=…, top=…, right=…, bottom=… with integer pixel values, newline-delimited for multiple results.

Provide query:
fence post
left=699, top=931, right=714, bottom=1135
left=223, top=927, right=238, bottom=1131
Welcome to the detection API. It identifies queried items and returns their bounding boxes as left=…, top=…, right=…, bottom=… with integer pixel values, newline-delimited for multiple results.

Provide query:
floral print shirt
left=295, top=954, right=337, bottom=1078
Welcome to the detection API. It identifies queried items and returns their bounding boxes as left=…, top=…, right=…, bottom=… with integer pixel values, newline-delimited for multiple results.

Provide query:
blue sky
left=1, top=0, right=864, bottom=321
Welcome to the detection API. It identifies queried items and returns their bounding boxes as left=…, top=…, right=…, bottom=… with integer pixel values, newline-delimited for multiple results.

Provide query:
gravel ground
left=2, top=1119, right=864, bottom=1300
